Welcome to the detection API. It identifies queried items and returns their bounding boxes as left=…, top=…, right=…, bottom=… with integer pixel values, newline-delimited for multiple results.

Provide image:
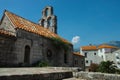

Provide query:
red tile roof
left=0, top=29, right=15, bottom=36
left=2, top=10, right=71, bottom=44
left=81, top=45, right=98, bottom=51
left=98, top=44, right=118, bottom=49
left=73, top=52, right=84, bottom=57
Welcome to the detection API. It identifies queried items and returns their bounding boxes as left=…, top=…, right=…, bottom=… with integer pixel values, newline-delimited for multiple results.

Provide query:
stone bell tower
left=39, top=6, right=57, bottom=34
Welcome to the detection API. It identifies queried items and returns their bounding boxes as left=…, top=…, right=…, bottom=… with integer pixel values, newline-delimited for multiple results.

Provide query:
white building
left=112, top=49, right=120, bottom=68
left=80, top=45, right=102, bottom=69
left=98, top=44, right=118, bottom=61
left=80, top=44, right=119, bottom=70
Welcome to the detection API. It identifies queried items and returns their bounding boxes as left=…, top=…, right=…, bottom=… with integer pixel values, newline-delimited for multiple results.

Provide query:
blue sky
left=0, top=0, right=120, bottom=48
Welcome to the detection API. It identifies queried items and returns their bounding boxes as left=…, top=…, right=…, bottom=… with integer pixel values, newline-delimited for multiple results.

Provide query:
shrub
left=33, top=61, right=49, bottom=67
left=97, top=61, right=116, bottom=73
left=116, top=69, right=120, bottom=74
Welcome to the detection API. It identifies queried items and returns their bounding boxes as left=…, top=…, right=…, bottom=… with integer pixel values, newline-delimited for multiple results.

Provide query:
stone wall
left=16, top=29, right=73, bottom=67
left=0, top=35, right=17, bottom=66
left=15, top=29, right=43, bottom=65
left=73, top=72, right=120, bottom=80
left=73, top=54, right=85, bottom=71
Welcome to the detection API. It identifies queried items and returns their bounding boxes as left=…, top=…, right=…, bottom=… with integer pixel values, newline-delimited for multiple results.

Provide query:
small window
left=75, top=59, right=78, bottom=65
left=81, top=60, right=84, bottom=64
left=86, top=60, right=88, bottom=63
left=117, top=62, right=120, bottom=65
left=94, top=53, right=96, bottom=55
left=116, top=56, right=120, bottom=59
left=90, top=60, right=92, bottom=64
left=85, top=52, right=87, bottom=58
left=101, top=55, right=103, bottom=59
left=100, top=49, right=102, bottom=52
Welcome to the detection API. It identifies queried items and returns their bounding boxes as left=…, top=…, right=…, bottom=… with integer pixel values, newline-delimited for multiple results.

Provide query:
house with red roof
left=80, top=45, right=102, bottom=70
left=80, top=44, right=120, bottom=70
left=98, top=44, right=118, bottom=61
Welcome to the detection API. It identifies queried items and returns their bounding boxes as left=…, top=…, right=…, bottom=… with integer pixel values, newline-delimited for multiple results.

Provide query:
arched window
left=24, top=45, right=30, bottom=64
left=41, top=19, right=45, bottom=27
left=48, top=18, right=52, bottom=27
left=45, top=8, right=49, bottom=17
left=64, top=53, right=67, bottom=64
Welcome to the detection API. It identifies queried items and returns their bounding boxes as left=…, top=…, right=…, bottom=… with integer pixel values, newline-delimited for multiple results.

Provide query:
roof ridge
left=73, top=52, right=84, bottom=57
left=98, top=44, right=117, bottom=47
left=81, top=45, right=97, bottom=47
left=4, top=10, right=41, bottom=26
left=98, top=44, right=119, bottom=49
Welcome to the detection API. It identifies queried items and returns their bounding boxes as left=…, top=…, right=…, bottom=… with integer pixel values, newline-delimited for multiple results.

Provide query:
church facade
left=0, top=6, right=73, bottom=67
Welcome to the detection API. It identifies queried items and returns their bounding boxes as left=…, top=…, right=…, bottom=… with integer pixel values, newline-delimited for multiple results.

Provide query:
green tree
left=98, top=61, right=116, bottom=73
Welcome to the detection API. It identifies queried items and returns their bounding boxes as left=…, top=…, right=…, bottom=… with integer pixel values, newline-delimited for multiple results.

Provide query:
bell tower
left=39, top=6, right=57, bottom=34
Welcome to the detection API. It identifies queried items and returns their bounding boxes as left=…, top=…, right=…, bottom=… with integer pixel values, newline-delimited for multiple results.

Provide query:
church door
left=24, top=45, right=30, bottom=64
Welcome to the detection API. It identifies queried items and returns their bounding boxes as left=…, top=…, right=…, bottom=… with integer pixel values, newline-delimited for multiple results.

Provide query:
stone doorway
left=24, top=45, right=30, bottom=65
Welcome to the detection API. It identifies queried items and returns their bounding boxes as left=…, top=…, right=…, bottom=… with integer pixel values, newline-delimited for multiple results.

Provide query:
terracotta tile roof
left=98, top=44, right=118, bottom=49
left=3, top=10, right=71, bottom=44
left=73, top=52, right=84, bottom=57
left=0, top=29, right=15, bottom=36
left=81, top=45, right=98, bottom=51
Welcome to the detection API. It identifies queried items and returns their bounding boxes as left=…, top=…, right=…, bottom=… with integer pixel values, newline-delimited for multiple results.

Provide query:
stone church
left=0, top=6, right=73, bottom=67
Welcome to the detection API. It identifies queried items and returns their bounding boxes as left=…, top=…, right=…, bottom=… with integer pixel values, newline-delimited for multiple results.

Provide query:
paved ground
left=0, top=67, right=74, bottom=80
left=63, top=78, right=86, bottom=80
left=0, top=67, right=71, bottom=76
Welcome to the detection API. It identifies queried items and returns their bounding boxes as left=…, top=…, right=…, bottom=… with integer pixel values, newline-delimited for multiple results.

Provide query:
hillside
left=103, top=41, right=120, bottom=48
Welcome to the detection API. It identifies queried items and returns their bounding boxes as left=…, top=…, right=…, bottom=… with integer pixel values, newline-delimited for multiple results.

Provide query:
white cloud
left=71, top=36, right=80, bottom=45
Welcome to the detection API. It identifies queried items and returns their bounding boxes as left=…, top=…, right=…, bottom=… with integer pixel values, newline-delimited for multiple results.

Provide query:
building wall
left=73, top=54, right=85, bottom=71
left=0, top=35, right=17, bottom=66
left=104, top=53, right=115, bottom=61
left=0, top=15, right=16, bottom=36
left=98, top=48, right=117, bottom=61
left=81, top=50, right=102, bottom=67
left=112, top=50, right=120, bottom=68
left=0, top=15, right=17, bottom=66
left=98, top=48, right=106, bottom=61
left=16, top=29, right=73, bottom=66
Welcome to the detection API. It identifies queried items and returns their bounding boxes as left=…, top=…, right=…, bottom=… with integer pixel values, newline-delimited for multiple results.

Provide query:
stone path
left=0, top=67, right=71, bottom=76
left=0, top=67, right=73, bottom=80
left=63, top=78, right=86, bottom=80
